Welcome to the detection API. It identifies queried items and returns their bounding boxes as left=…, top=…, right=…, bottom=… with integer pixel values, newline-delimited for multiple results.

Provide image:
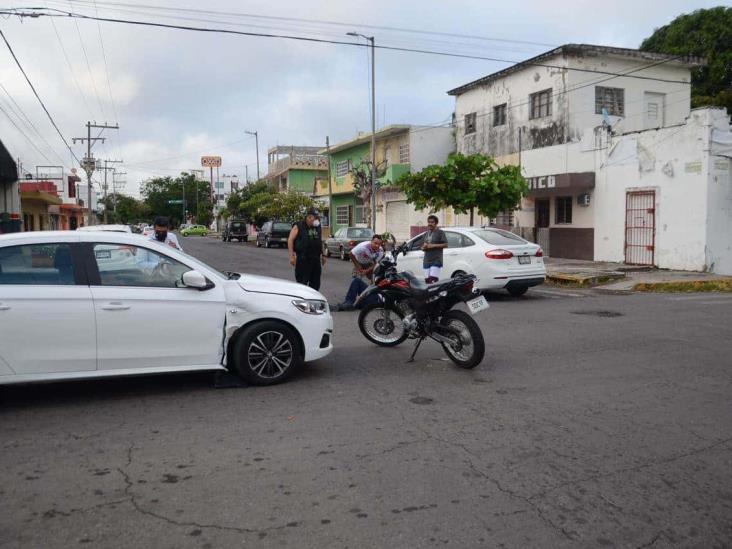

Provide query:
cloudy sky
left=0, top=0, right=721, bottom=196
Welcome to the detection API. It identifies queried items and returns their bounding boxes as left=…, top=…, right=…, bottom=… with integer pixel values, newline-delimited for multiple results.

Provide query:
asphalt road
left=1, top=236, right=731, bottom=549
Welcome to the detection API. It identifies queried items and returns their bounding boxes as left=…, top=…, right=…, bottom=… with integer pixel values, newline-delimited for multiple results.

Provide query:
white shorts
left=423, top=265, right=442, bottom=279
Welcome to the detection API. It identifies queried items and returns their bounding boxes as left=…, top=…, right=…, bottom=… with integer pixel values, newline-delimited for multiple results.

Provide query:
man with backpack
left=288, top=209, right=326, bottom=290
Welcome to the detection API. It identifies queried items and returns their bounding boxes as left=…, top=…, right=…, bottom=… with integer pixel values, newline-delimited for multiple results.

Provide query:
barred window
left=336, top=160, right=350, bottom=178
left=354, top=205, right=366, bottom=224
left=595, top=86, right=625, bottom=117
left=336, top=205, right=350, bottom=225
left=529, top=89, right=552, bottom=119
left=493, top=104, right=507, bottom=126
left=490, top=210, right=514, bottom=227
left=399, top=143, right=410, bottom=163
left=464, top=112, right=477, bottom=135
left=555, top=197, right=572, bottom=224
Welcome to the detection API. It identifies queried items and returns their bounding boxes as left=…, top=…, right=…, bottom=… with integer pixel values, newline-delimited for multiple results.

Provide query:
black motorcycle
left=355, top=242, right=487, bottom=369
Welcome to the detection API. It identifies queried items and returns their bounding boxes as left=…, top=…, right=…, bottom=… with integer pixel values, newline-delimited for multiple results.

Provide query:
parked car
left=142, top=225, right=154, bottom=237
left=256, top=220, right=292, bottom=248
left=396, top=227, right=546, bottom=297
left=0, top=231, right=333, bottom=386
left=180, top=225, right=208, bottom=237
left=77, top=224, right=132, bottom=233
left=324, top=227, right=374, bottom=260
left=222, top=219, right=248, bottom=242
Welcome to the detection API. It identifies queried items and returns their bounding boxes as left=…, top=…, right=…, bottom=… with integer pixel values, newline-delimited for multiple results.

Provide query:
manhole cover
left=571, top=310, right=624, bottom=318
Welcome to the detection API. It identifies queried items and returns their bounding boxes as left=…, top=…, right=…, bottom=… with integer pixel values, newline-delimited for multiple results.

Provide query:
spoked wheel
left=233, top=321, right=302, bottom=385
left=438, top=310, right=485, bottom=369
left=358, top=303, right=408, bottom=347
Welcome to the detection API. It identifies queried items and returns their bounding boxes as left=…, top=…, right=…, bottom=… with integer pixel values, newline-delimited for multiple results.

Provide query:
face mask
left=155, top=230, right=167, bottom=242
left=313, top=220, right=320, bottom=227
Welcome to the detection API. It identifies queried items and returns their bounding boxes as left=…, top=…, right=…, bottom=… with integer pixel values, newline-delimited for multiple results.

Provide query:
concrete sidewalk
left=545, top=257, right=732, bottom=293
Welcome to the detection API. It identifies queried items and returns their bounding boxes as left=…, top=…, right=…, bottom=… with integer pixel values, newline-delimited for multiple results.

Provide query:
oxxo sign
left=201, top=156, right=222, bottom=167
left=527, top=175, right=556, bottom=190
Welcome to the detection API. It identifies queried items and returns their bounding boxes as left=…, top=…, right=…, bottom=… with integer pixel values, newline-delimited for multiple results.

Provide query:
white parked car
left=77, top=224, right=132, bottom=233
left=396, top=227, right=546, bottom=297
left=0, top=231, right=333, bottom=386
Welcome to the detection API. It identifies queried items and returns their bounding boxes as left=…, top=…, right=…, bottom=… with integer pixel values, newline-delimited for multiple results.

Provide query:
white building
left=448, top=44, right=732, bottom=274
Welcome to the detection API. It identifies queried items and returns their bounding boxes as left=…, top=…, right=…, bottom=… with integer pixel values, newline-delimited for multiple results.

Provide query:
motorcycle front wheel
left=358, top=303, right=408, bottom=347
left=438, top=310, right=485, bottom=369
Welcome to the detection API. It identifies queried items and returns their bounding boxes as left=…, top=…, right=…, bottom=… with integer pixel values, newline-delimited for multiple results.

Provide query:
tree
left=351, top=159, right=386, bottom=229
left=99, top=193, right=150, bottom=224
left=140, top=172, right=213, bottom=227
left=396, top=153, right=528, bottom=226
left=640, top=7, right=732, bottom=112
left=225, top=180, right=275, bottom=224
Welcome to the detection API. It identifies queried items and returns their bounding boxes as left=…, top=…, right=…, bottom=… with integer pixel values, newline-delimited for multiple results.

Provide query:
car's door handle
left=101, top=302, right=130, bottom=311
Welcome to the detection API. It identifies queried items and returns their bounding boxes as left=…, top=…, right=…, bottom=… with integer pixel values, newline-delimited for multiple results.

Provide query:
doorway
left=624, top=191, right=656, bottom=265
left=535, top=198, right=550, bottom=255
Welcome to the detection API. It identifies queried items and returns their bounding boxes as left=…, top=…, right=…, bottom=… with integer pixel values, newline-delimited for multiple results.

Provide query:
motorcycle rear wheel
left=438, top=310, right=485, bottom=369
left=358, top=303, right=408, bottom=347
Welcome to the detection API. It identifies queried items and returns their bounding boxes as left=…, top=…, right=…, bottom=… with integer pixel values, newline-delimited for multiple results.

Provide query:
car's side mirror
left=182, top=270, right=211, bottom=290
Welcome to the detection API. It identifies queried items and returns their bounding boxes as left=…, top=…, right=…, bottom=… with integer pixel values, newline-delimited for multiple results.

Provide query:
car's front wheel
left=233, top=321, right=303, bottom=385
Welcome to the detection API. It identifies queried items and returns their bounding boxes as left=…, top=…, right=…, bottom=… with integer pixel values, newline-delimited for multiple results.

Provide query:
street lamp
left=347, top=31, right=377, bottom=230
left=245, top=130, right=260, bottom=181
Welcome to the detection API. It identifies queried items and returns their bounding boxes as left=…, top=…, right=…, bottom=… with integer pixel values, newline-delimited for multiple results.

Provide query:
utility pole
left=245, top=130, right=260, bottom=181
left=73, top=122, right=119, bottom=226
left=346, top=32, right=377, bottom=229
left=326, top=136, right=333, bottom=230
left=245, top=165, right=249, bottom=184
left=99, top=159, right=123, bottom=223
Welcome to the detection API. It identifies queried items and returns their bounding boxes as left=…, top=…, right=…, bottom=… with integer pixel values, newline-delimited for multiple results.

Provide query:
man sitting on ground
left=333, top=234, right=384, bottom=312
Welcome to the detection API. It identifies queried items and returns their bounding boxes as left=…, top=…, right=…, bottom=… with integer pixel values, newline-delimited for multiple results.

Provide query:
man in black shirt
left=288, top=209, right=327, bottom=290
left=422, top=214, right=448, bottom=283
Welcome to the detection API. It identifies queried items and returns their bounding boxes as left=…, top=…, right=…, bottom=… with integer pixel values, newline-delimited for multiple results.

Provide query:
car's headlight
left=292, top=299, right=328, bottom=315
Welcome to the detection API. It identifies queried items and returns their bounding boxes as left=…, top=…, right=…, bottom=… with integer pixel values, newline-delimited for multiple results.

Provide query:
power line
left=0, top=102, right=54, bottom=164
left=0, top=29, right=80, bottom=165
left=92, top=0, right=118, bottom=122
left=4, top=8, right=694, bottom=85
left=66, top=0, right=107, bottom=119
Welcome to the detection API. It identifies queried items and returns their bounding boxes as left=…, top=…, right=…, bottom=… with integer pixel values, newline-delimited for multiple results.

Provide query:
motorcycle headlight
left=292, top=299, right=328, bottom=315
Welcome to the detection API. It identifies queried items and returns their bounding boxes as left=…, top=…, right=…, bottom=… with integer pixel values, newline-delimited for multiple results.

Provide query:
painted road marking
left=667, top=295, right=732, bottom=301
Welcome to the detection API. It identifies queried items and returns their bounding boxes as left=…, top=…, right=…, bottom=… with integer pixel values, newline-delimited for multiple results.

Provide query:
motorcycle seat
left=401, top=271, right=450, bottom=293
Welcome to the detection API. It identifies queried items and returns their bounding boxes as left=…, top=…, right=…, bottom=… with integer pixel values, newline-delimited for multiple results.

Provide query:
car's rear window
left=231, top=223, right=243, bottom=229
left=471, top=229, right=526, bottom=246
left=274, top=223, right=292, bottom=232
left=347, top=228, right=373, bottom=239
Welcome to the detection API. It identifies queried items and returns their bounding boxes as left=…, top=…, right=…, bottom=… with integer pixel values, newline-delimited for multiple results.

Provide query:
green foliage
left=640, top=7, right=732, bottom=112
left=99, top=193, right=150, bottom=224
left=396, top=153, right=528, bottom=223
left=224, top=182, right=321, bottom=226
left=225, top=181, right=275, bottom=226
left=140, top=172, right=213, bottom=227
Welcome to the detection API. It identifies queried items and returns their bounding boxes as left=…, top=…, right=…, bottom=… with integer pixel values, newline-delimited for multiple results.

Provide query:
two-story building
left=317, top=125, right=454, bottom=239
left=266, top=146, right=328, bottom=196
left=448, top=44, right=732, bottom=274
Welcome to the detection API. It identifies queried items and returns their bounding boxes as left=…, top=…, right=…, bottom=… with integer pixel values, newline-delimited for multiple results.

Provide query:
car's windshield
left=274, top=222, right=292, bottom=232
left=471, top=229, right=527, bottom=246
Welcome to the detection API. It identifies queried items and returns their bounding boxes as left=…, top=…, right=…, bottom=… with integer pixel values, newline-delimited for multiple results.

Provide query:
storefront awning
left=526, top=172, right=595, bottom=197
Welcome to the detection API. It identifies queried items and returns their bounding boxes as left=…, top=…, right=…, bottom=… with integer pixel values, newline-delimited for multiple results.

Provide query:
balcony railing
left=269, top=154, right=328, bottom=175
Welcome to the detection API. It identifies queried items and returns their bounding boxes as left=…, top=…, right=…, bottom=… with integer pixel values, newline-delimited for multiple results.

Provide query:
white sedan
left=396, top=227, right=546, bottom=297
left=0, top=231, right=333, bottom=386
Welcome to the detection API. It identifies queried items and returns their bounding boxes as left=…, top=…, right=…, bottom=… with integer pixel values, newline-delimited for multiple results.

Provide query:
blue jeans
left=344, top=277, right=380, bottom=308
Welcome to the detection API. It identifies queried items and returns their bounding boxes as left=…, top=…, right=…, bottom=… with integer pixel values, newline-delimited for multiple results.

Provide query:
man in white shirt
left=148, top=216, right=183, bottom=252
left=332, top=235, right=384, bottom=311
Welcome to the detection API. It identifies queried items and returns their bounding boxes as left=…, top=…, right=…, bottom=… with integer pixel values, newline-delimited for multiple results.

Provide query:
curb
left=546, top=271, right=626, bottom=288
left=632, top=279, right=732, bottom=293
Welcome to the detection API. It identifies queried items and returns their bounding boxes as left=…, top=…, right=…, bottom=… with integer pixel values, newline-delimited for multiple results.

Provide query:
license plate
left=518, top=256, right=531, bottom=264
left=466, top=295, right=489, bottom=315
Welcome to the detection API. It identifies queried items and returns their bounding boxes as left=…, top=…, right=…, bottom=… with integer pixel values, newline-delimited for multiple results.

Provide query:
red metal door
left=624, top=191, right=655, bottom=265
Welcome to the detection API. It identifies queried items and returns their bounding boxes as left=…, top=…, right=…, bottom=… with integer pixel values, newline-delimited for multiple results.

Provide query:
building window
left=529, top=89, right=552, bottom=119
left=336, top=205, right=350, bottom=225
left=354, top=205, right=366, bottom=224
left=555, top=197, right=572, bottom=224
left=398, top=143, right=410, bottom=164
left=595, top=86, right=625, bottom=117
left=493, top=104, right=507, bottom=126
left=490, top=210, right=514, bottom=227
left=464, top=112, right=477, bottom=135
left=336, top=160, right=350, bottom=178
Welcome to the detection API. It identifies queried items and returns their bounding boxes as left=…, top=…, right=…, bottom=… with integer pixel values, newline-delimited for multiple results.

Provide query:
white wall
left=594, top=109, right=721, bottom=271
left=568, top=55, right=692, bottom=136
left=408, top=126, right=455, bottom=171
left=704, top=110, right=732, bottom=275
